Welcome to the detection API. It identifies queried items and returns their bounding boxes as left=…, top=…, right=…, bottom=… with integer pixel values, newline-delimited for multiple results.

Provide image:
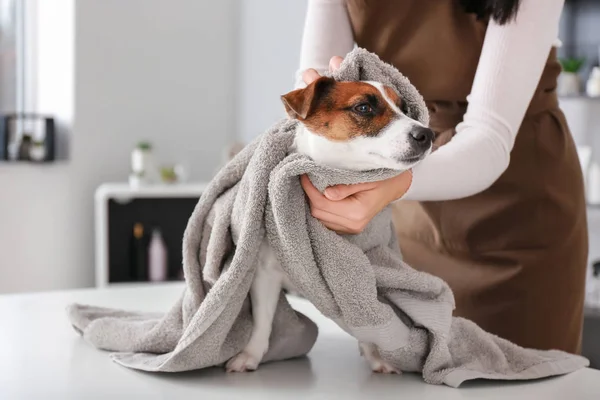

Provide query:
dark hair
left=459, top=0, right=522, bottom=25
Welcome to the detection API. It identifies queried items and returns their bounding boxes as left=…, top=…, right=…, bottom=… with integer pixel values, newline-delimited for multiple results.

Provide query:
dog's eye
left=400, top=101, right=409, bottom=115
left=354, top=103, right=372, bottom=114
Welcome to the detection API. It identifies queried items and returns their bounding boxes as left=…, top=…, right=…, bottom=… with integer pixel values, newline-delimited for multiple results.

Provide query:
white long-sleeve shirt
left=296, top=0, right=564, bottom=201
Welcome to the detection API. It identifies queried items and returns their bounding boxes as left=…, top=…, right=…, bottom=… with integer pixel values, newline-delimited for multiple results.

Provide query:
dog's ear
left=281, top=77, right=335, bottom=120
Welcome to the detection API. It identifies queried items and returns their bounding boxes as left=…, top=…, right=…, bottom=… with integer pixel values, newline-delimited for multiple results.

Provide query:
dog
left=225, top=76, right=434, bottom=373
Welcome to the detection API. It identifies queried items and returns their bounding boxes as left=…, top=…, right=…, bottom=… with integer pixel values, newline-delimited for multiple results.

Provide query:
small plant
left=137, top=141, right=152, bottom=151
left=160, top=166, right=177, bottom=183
left=559, top=57, right=585, bottom=73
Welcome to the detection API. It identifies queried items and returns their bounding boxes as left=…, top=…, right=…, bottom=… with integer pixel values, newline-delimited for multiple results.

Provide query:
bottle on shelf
left=148, top=227, right=168, bottom=282
left=586, top=66, right=600, bottom=98
left=130, top=222, right=149, bottom=281
left=587, top=262, right=600, bottom=309
left=588, top=162, right=600, bottom=205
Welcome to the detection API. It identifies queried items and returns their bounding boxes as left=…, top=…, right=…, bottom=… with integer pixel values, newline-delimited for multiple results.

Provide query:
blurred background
left=0, top=0, right=598, bottom=308
left=0, top=0, right=309, bottom=293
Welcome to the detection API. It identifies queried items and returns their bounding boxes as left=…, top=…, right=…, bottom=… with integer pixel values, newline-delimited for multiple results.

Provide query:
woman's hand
left=301, top=173, right=412, bottom=234
left=302, top=56, right=344, bottom=84
left=299, top=56, right=414, bottom=234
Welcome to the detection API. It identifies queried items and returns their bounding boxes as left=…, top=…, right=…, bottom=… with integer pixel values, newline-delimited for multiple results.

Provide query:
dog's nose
left=409, top=126, right=434, bottom=149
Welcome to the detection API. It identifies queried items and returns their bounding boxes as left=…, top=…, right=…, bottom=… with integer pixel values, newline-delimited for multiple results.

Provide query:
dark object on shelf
left=18, top=135, right=32, bottom=161
left=593, top=261, right=600, bottom=277
left=130, top=222, right=149, bottom=281
left=0, top=125, right=5, bottom=160
left=583, top=306, right=600, bottom=370
left=0, top=113, right=56, bottom=162
left=584, top=260, right=600, bottom=369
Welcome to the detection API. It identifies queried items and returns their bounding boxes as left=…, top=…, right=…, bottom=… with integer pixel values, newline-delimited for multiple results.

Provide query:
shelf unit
left=94, top=182, right=209, bottom=287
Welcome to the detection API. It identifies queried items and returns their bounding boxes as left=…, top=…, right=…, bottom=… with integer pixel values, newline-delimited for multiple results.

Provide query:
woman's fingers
left=300, top=174, right=325, bottom=203
left=301, top=175, right=372, bottom=222
left=324, top=182, right=378, bottom=201
left=301, top=56, right=343, bottom=85
left=321, top=221, right=352, bottom=233
left=302, top=68, right=321, bottom=85
left=301, top=175, right=355, bottom=215
left=310, top=206, right=367, bottom=234
left=329, top=56, right=343, bottom=72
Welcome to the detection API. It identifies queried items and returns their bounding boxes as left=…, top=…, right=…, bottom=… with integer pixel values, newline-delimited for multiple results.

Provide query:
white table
left=1, top=283, right=598, bottom=400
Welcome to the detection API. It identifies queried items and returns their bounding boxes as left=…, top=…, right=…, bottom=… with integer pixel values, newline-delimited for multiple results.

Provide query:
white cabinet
left=94, top=182, right=208, bottom=287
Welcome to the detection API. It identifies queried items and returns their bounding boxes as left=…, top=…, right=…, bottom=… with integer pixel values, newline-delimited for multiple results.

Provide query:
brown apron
left=346, top=0, right=588, bottom=353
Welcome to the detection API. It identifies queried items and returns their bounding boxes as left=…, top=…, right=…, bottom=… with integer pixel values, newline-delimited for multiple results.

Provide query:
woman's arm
left=402, top=0, right=565, bottom=201
left=294, top=0, right=355, bottom=89
left=297, top=0, right=565, bottom=234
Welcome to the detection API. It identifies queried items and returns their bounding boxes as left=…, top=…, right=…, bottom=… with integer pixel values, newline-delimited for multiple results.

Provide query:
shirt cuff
left=395, top=166, right=422, bottom=202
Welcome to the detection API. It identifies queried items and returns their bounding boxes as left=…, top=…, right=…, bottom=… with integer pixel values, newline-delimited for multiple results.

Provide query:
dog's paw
left=225, top=351, right=261, bottom=373
left=359, top=342, right=401, bottom=375
left=370, top=359, right=401, bottom=375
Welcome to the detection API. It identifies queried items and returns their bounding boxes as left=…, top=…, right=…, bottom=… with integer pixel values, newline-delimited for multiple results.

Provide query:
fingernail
left=324, top=187, right=339, bottom=200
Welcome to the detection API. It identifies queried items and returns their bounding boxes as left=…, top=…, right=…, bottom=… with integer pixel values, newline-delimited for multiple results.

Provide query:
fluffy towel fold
left=68, top=48, right=588, bottom=387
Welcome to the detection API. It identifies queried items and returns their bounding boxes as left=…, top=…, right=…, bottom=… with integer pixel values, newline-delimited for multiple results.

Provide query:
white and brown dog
left=225, top=77, right=433, bottom=374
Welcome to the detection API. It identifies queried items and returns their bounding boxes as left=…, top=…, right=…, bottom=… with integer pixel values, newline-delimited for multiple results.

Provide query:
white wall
left=0, top=0, right=238, bottom=293
left=237, top=0, right=307, bottom=142
left=0, top=0, right=76, bottom=293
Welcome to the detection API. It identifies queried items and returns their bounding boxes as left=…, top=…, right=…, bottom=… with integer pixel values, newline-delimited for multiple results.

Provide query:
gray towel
left=68, top=48, right=589, bottom=387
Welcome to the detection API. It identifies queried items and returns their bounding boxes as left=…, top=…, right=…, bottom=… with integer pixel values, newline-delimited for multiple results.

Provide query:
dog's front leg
left=359, top=342, right=401, bottom=374
left=226, top=247, right=282, bottom=372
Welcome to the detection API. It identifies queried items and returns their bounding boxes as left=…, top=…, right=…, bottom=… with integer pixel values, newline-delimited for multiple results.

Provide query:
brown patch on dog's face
left=384, top=86, right=408, bottom=114
left=281, top=78, right=402, bottom=142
